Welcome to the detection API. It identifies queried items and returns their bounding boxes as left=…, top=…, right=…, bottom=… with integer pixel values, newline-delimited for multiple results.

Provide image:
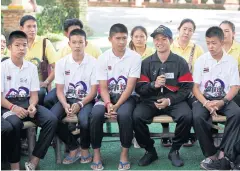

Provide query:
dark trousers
left=38, top=87, right=47, bottom=106
left=133, top=101, right=192, bottom=151
left=1, top=118, right=15, bottom=162
left=1, top=105, right=58, bottom=163
left=44, top=88, right=58, bottom=109
left=192, top=101, right=240, bottom=162
left=161, top=96, right=196, bottom=134
left=90, top=97, right=136, bottom=149
left=233, top=92, right=240, bottom=107
left=51, top=101, right=93, bottom=150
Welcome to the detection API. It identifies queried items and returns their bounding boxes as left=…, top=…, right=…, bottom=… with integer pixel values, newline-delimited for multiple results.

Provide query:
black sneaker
left=138, top=148, right=158, bottom=166
left=168, top=150, right=184, bottom=167
left=201, top=157, right=231, bottom=170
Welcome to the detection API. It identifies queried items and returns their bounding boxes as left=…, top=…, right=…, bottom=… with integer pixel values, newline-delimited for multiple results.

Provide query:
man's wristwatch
left=222, top=98, right=230, bottom=106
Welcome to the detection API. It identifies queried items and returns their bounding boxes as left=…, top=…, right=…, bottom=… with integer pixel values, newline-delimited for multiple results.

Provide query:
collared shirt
left=1, top=59, right=40, bottom=98
left=7, top=35, right=58, bottom=81
left=97, top=48, right=142, bottom=95
left=55, top=54, right=97, bottom=100
left=136, top=51, right=193, bottom=105
left=227, top=40, right=240, bottom=71
left=171, top=38, right=204, bottom=72
left=193, top=52, right=239, bottom=99
left=57, top=40, right=102, bottom=60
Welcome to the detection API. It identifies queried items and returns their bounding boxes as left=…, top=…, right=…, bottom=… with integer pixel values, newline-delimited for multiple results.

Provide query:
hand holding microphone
left=155, top=65, right=166, bottom=93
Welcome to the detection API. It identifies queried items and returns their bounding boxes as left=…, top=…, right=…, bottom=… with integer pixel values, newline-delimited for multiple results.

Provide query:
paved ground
left=87, top=7, right=240, bottom=51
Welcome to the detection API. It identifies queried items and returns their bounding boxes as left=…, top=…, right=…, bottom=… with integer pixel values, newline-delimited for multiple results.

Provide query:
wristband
left=203, top=100, right=209, bottom=107
left=77, top=101, right=84, bottom=108
left=105, top=101, right=111, bottom=108
left=9, top=104, right=14, bottom=111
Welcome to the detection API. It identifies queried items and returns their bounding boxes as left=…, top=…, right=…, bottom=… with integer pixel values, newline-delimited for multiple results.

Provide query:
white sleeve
left=1, top=64, right=5, bottom=93
left=229, top=61, right=240, bottom=86
left=55, top=60, right=64, bottom=84
left=193, top=58, right=202, bottom=84
left=129, top=56, right=142, bottom=78
left=91, top=65, right=98, bottom=85
left=30, top=66, right=40, bottom=91
left=96, top=55, right=108, bottom=81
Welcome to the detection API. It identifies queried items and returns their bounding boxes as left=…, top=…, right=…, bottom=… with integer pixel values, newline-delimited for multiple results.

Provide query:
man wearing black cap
left=132, top=25, right=193, bottom=167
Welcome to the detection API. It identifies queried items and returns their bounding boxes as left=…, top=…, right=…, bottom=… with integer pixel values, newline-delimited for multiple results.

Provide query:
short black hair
left=109, top=23, right=128, bottom=37
left=64, top=19, right=84, bottom=32
left=178, top=18, right=196, bottom=31
left=205, top=26, right=224, bottom=41
left=20, top=15, right=37, bottom=27
left=69, top=29, right=87, bottom=40
left=8, top=30, right=28, bottom=46
left=220, top=20, right=235, bottom=32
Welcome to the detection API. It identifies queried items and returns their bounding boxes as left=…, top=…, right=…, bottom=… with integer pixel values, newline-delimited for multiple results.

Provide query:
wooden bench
left=54, top=114, right=226, bottom=164
left=23, top=121, right=37, bottom=160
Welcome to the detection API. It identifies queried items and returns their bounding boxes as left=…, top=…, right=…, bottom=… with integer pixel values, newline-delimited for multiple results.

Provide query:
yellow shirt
left=227, top=41, right=240, bottom=71
left=171, top=38, right=204, bottom=72
left=7, top=35, right=58, bottom=81
left=57, top=41, right=102, bottom=59
left=141, top=47, right=155, bottom=59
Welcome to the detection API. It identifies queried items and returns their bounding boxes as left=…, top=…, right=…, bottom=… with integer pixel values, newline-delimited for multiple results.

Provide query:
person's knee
left=132, top=107, right=145, bottom=124
left=117, top=109, right=132, bottom=122
left=78, top=114, right=89, bottom=129
left=180, top=109, right=192, bottom=124
left=2, top=121, right=13, bottom=135
left=90, top=105, right=105, bottom=122
left=6, top=116, right=23, bottom=130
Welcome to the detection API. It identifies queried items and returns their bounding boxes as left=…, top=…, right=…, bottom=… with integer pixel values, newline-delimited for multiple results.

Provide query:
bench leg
left=27, top=127, right=36, bottom=160
left=54, top=136, right=62, bottom=164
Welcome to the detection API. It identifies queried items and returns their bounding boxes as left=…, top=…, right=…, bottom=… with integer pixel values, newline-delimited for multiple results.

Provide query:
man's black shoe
left=201, top=157, right=231, bottom=170
left=168, top=150, right=184, bottom=167
left=138, top=148, right=158, bottom=166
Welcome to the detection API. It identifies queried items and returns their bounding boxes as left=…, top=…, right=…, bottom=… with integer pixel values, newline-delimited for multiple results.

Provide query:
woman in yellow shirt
left=220, top=20, right=240, bottom=107
left=129, top=26, right=155, bottom=60
left=171, top=19, right=204, bottom=73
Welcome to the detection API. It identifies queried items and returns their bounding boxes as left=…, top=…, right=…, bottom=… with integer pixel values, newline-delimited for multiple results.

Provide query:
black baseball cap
left=150, top=25, right=173, bottom=39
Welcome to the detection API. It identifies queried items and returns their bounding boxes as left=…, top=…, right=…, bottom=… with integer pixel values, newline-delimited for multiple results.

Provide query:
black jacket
left=136, top=51, right=193, bottom=105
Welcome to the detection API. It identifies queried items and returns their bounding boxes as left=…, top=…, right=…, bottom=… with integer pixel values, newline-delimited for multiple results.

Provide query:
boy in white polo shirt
left=52, top=29, right=98, bottom=164
left=192, top=26, right=240, bottom=170
left=90, top=23, right=142, bottom=170
left=1, top=31, right=58, bottom=170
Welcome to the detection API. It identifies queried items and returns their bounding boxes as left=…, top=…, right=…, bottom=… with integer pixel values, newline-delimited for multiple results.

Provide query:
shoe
left=200, top=157, right=213, bottom=169
left=183, top=137, right=196, bottom=147
left=25, top=162, right=36, bottom=171
left=138, top=148, right=158, bottom=166
left=200, top=157, right=231, bottom=170
left=168, top=150, right=184, bottom=167
left=161, top=138, right=172, bottom=147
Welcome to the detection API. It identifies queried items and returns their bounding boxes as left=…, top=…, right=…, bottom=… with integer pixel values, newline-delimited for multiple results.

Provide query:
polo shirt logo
left=7, top=76, right=11, bottom=81
left=65, top=70, right=70, bottom=75
left=204, top=79, right=226, bottom=98
left=108, top=66, right=112, bottom=70
left=203, top=67, right=209, bottom=73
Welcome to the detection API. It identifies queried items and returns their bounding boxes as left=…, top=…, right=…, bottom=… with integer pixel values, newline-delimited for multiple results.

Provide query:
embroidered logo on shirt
left=108, top=66, right=112, bottom=70
left=153, top=70, right=157, bottom=76
left=65, top=70, right=70, bottom=75
left=7, top=76, right=11, bottom=81
left=203, top=67, right=209, bottom=73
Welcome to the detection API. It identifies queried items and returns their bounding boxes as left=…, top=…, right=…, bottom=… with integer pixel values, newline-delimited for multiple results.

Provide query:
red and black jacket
left=136, top=51, right=193, bottom=105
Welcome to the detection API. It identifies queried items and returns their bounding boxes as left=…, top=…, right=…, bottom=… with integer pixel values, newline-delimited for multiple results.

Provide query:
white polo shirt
left=1, top=59, right=40, bottom=98
left=97, top=48, right=142, bottom=94
left=55, top=53, right=98, bottom=101
left=193, top=52, right=239, bottom=99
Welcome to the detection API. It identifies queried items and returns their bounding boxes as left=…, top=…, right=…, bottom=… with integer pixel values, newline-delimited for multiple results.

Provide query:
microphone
left=160, top=64, right=166, bottom=93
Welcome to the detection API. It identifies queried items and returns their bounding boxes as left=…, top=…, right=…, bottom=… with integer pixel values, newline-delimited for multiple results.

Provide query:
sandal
left=118, top=161, right=130, bottom=170
left=80, top=154, right=93, bottom=163
left=91, top=161, right=104, bottom=170
left=62, top=151, right=81, bottom=164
